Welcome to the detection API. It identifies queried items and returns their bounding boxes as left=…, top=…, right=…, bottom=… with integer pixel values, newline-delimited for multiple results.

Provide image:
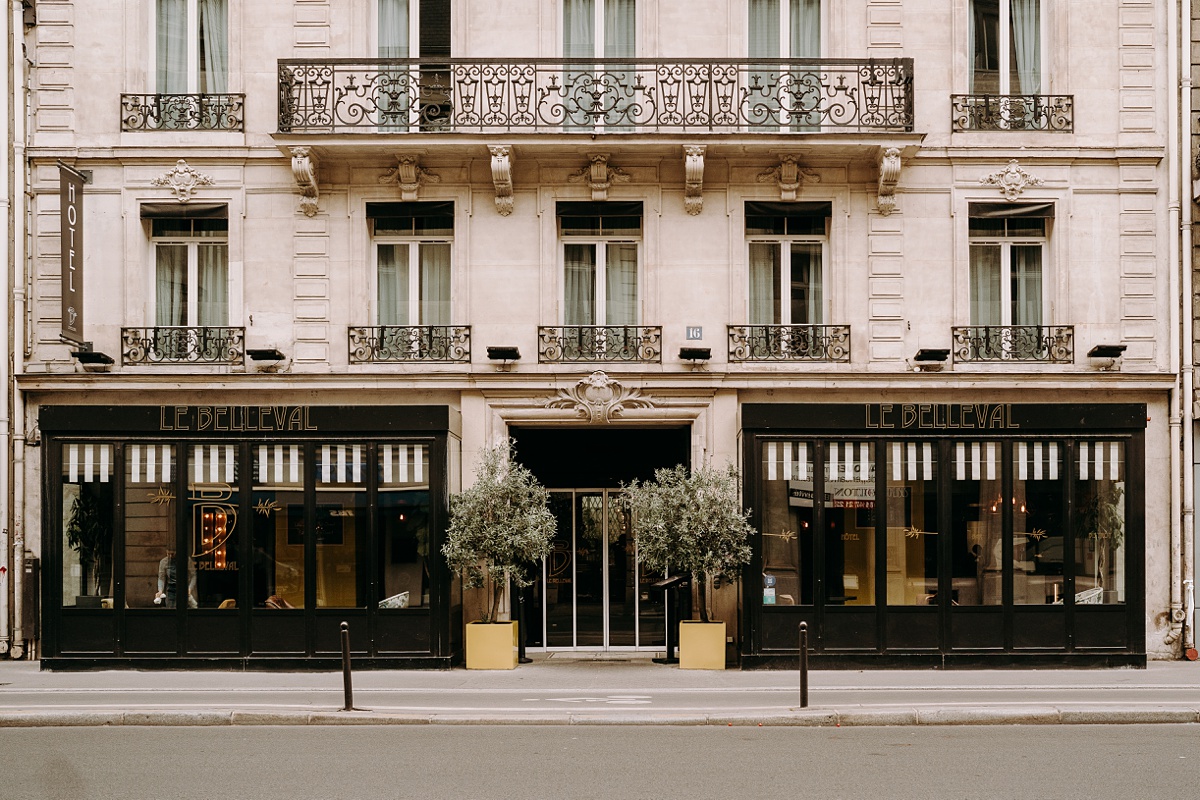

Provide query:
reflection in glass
left=607, top=496, right=636, bottom=646
left=761, top=441, right=815, bottom=606
left=1074, top=441, right=1125, bottom=604
left=886, top=442, right=938, bottom=605
left=377, top=443, right=431, bottom=609
left=546, top=492, right=575, bottom=647
left=1013, top=441, right=1065, bottom=604
left=187, top=444, right=238, bottom=609
left=575, top=493, right=605, bottom=647
left=124, top=444, right=178, bottom=609
left=950, top=441, right=1002, bottom=606
left=824, top=442, right=874, bottom=606
left=252, top=444, right=304, bottom=609
left=315, top=444, right=368, bottom=608
left=60, top=444, right=116, bottom=609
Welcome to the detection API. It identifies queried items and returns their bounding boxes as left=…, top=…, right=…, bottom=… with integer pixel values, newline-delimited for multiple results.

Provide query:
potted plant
left=624, top=463, right=754, bottom=669
left=1079, top=483, right=1125, bottom=599
left=65, top=492, right=113, bottom=608
left=442, top=439, right=555, bottom=669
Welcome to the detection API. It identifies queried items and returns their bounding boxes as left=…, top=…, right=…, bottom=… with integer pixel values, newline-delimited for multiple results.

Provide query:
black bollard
left=798, top=621, right=809, bottom=708
left=516, top=584, right=531, bottom=664
left=341, top=621, right=354, bottom=711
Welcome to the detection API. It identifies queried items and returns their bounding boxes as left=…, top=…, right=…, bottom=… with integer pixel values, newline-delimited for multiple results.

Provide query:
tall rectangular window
left=748, top=0, right=820, bottom=59
left=61, top=443, right=116, bottom=609
left=564, top=0, right=635, bottom=128
left=558, top=202, right=642, bottom=326
left=746, top=202, right=829, bottom=325
left=1074, top=441, right=1126, bottom=605
left=970, top=0, right=1041, bottom=95
left=148, top=209, right=229, bottom=328
left=968, top=203, right=1048, bottom=327
left=370, top=202, right=454, bottom=326
left=155, top=0, right=227, bottom=94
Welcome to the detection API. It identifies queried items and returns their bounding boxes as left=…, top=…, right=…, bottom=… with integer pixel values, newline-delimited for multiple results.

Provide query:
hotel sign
left=58, top=162, right=86, bottom=344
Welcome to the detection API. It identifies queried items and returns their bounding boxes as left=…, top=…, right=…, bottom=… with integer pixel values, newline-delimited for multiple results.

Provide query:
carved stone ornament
left=567, top=153, right=631, bottom=201
left=489, top=145, right=514, bottom=216
left=151, top=159, right=214, bottom=203
left=545, top=371, right=654, bottom=423
left=683, top=145, right=706, bottom=215
left=756, top=155, right=819, bottom=202
left=289, top=147, right=319, bottom=217
left=380, top=154, right=441, bottom=202
left=877, top=147, right=902, bottom=216
left=980, top=159, right=1045, bottom=202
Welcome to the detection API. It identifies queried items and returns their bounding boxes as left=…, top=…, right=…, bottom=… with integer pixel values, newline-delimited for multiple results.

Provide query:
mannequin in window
left=155, top=548, right=198, bottom=609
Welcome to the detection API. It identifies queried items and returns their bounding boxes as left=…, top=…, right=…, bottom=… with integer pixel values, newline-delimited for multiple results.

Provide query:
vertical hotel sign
left=58, top=162, right=86, bottom=343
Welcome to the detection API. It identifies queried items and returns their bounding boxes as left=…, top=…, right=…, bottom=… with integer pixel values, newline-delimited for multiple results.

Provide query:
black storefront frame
left=39, top=405, right=459, bottom=669
left=741, top=403, right=1147, bottom=668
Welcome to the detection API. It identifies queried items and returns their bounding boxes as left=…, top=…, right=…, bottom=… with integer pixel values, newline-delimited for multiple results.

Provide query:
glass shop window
left=1012, top=441, right=1066, bottom=605
left=886, top=442, right=938, bottom=606
left=252, top=444, right=305, bottom=609
left=760, top=440, right=815, bottom=606
left=315, top=444, right=368, bottom=608
left=824, top=442, right=875, bottom=606
left=124, top=444, right=179, bottom=609
left=1073, top=441, right=1126, bottom=605
left=60, top=443, right=116, bottom=609
left=377, top=443, right=432, bottom=609
left=186, top=444, right=240, bottom=610
left=949, top=441, right=1003, bottom=606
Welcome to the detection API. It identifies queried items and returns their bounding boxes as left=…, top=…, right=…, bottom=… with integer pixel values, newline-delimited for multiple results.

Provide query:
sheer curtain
left=748, top=0, right=780, bottom=58
left=564, top=244, right=596, bottom=325
left=379, top=0, right=410, bottom=57
left=748, top=243, right=780, bottom=324
left=197, top=244, right=228, bottom=326
left=197, top=0, right=227, bottom=94
left=156, top=0, right=188, bottom=93
left=156, top=245, right=187, bottom=326
left=377, top=245, right=408, bottom=325
left=969, top=245, right=1002, bottom=326
left=604, top=0, right=635, bottom=57
left=791, top=244, right=822, bottom=324
left=1010, top=245, right=1043, bottom=326
left=1010, top=0, right=1040, bottom=94
left=604, top=244, right=638, bottom=325
left=564, top=0, right=594, bottom=57
left=419, top=244, right=451, bottom=325
left=790, top=0, right=820, bottom=58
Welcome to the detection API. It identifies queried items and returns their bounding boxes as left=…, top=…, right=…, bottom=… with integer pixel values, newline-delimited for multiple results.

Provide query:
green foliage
left=65, top=493, right=112, bottom=596
left=623, top=463, right=754, bottom=622
left=442, top=440, right=556, bottom=623
left=1081, top=484, right=1125, bottom=547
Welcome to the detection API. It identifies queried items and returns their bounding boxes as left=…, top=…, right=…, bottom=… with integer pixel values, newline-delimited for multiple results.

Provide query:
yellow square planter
left=679, top=621, right=726, bottom=670
left=465, top=621, right=518, bottom=670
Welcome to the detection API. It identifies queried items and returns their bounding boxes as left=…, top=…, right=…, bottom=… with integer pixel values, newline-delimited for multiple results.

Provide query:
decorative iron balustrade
left=538, top=326, right=662, bottom=363
left=278, top=58, right=914, bottom=134
left=728, top=325, right=851, bottom=362
left=120, top=93, right=246, bottom=131
left=121, top=327, right=245, bottom=365
left=950, top=94, right=1073, bottom=132
left=348, top=325, right=470, bottom=363
left=951, top=325, right=1074, bottom=363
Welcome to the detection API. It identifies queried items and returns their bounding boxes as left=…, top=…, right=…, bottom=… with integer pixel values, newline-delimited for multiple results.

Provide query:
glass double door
left=535, top=490, right=665, bottom=650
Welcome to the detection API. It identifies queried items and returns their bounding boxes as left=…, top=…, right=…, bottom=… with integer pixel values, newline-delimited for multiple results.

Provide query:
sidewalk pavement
left=0, top=654, right=1197, bottom=728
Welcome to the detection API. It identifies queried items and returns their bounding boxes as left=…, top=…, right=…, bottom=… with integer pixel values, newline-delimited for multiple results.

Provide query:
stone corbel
left=381, top=154, right=441, bottom=201
left=489, top=145, right=514, bottom=216
left=152, top=159, right=215, bottom=203
left=683, top=145, right=705, bottom=215
left=756, top=154, right=819, bottom=202
left=980, top=159, right=1045, bottom=202
left=289, top=147, right=319, bottom=217
left=567, top=153, right=630, bottom=201
left=877, top=147, right=902, bottom=216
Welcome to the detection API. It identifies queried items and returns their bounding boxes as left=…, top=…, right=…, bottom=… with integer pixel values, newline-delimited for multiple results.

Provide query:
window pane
left=196, top=244, right=228, bottom=326
left=156, top=0, right=188, bottom=93
left=1009, top=0, right=1040, bottom=94
left=196, top=0, right=228, bottom=94
left=791, top=0, right=820, bottom=58
left=378, top=245, right=410, bottom=326
left=761, top=441, right=815, bottom=607
left=950, top=442, right=1002, bottom=605
left=1013, top=441, right=1065, bottom=605
left=970, top=0, right=1000, bottom=94
left=378, top=0, right=410, bottom=58
left=789, top=243, right=822, bottom=325
left=61, top=444, right=116, bottom=609
left=564, top=244, right=597, bottom=325
left=1010, top=245, right=1042, bottom=326
left=252, top=445, right=304, bottom=609
left=156, top=245, right=189, bottom=327
left=563, top=0, right=595, bottom=58
left=1074, top=441, right=1125, bottom=605
left=605, top=243, right=638, bottom=325
left=124, top=444, right=177, bottom=609
left=546, top=493, right=575, bottom=646
left=969, top=244, right=1002, bottom=326
left=419, top=243, right=452, bottom=326
left=748, top=243, right=781, bottom=324
left=378, top=444, right=431, bottom=609
left=824, top=442, right=874, bottom=606
left=187, top=445, right=239, bottom=609
left=886, top=442, right=938, bottom=605
left=748, top=0, right=780, bottom=59
left=315, top=444, right=368, bottom=608
left=604, top=0, right=635, bottom=58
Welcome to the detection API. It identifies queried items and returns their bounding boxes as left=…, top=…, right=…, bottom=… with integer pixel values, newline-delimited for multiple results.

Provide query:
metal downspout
left=9, top=0, right=28, bottom=660
left=1184, top=0, right=1198, bottom=654
left=0, top=0, right=13, bottom=657
left=1167, top=0, right=1185, bottom=650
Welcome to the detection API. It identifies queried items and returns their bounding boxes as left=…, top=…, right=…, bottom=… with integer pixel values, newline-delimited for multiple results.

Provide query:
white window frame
left=150, top=221, right=229, bottom=327
left=559, top=238, right=642, bottom=326
left=969, top=0, right=1045, bottom=96
left=150, top=0, right=227, bottom=94
left=967, top=230, right=1047, bottom=327
left=372, top=236, right=454, bottom=327
left=746, top=235, right=826, bottom=326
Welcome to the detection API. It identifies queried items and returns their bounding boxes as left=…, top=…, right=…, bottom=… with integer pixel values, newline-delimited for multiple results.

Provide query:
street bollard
left=341, top=621, right=354, bottom=711
left=799, top=621, right=809, bottom=708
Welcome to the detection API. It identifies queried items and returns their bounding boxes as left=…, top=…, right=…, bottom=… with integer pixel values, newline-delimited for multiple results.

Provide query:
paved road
left=1, top=724, right=1195, bottom=800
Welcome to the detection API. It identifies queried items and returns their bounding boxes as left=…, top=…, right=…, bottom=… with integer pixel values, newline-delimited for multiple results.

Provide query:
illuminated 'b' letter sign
left=59, top=162, right=86, bottom=344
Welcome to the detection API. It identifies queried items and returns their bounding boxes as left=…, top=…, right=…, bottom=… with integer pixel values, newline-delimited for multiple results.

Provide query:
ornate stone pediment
left=545, top=371, right=654, bottom=423
left=980, top=159, right=1044, bottom=201
left=152, top=159, right=214, bottom=202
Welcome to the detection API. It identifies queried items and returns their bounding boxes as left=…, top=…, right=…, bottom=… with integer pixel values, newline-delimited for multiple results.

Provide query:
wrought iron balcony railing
left=951, top=325, right=1074, bottom=363
left=121, top=327, right=245, bottom=365
left=538, top=326, right=662, bottom=363
left=728, top=324, right=851, bottom=362
left=278, top=58, right=914, bottom=134
left=348, top=325, right=470, bottom=363
left=950, top=94, right=1073, bottom=132
left=120, top=93, right=246, bottom=131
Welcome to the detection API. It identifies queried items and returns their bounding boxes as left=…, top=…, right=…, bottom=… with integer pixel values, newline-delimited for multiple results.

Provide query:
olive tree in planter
left=624, top=463, right=754, bottom=669
left=442, top=440, right=555, bottom=668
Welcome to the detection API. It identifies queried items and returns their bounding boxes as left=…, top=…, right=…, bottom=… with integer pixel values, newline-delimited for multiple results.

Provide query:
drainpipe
left=1184, top=0, right=1197, bottom=655
left=9, top=0, right=28, bottom=660
left=1167, top=0, right=1185, bottom=650
left=0, top=0, right=13, bottom=657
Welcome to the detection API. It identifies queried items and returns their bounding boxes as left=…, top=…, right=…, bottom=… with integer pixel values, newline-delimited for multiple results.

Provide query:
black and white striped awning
left=825, top=442, right=873, bottom=482
left=764, top=441, right=812, bottom=482
left=128, top=444, right=174, bottom=484
left=1079, top=441, right=1122, bottom=482
left=64, top=444, right=113, bottom=483
left=890, top=442, right=936, bottom=481
left=380, top=443, right=427, bottom=487
left=256, top=444, right=302, bottom=486
left=191, top=444, right=237, bottom=484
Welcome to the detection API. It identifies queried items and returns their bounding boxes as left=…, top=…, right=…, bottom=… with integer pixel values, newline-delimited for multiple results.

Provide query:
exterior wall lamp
left=679, top=347, right=711, bottom=369
left=70, top=343, right=114, bottom=373
left=910, top=348, right=950, bottom=372
left=486, top=346, right=521, bottom=371
left=1087, top=344, right=1126, bottom=370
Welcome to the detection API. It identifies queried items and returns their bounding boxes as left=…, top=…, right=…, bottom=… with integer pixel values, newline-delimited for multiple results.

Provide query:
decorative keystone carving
left=381, top=154, right=441, bottom=201
left=289, top=147, right=319, bottom=217
left=568, top=153, right=631, bottom=201
left=545, top=371, right=654, bottom=423
left=489, top=145, right=514, bottom=216
left=877, top=147, right=902, bottom=216
left=980, top=159, right=1044, bottom=202
left=757, top=155, right=819, bottom=202
left=152, top=159, right=214, bottom=203
left=683, top=145, right=706, bottom=215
